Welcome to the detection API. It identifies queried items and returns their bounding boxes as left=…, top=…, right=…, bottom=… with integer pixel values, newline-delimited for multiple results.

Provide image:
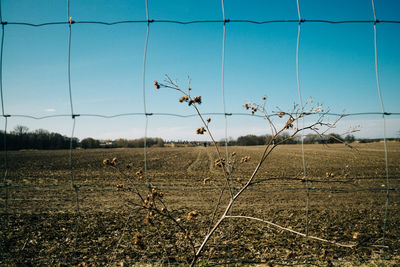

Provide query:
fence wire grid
left=0, top=0, right=399, bottom=265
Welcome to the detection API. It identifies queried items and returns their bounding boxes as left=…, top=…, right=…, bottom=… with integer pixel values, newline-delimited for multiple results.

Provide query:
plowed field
left=1, top=142, right=399, bottom=265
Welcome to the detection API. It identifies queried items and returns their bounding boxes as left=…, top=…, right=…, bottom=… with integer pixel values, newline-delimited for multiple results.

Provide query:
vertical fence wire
left=67, top=0, right=74, bottom=116
left=0, top=24, right=4, bottom=117
left=67, top=0, right=73, bottom=186
left=67, top=0, right=81, bottom=258
left=220, top=0, right=234, bottom=260
left=1, top=118, right=6, bottom=185
left=0, top=0, right=8, bottom=257
left=70, top=117, right=81, bottom=258
left=371, top=0, right=391, bottom=252
left=221, top=1, right=229, bottom=162
left=142, top=0, right=151, bottom=190
left=1, top=117, right=8, bottom=258
left=296, top=0, right=310, bottom=264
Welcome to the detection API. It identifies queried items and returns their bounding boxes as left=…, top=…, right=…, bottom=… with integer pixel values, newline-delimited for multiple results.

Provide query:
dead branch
left=226, top=215, right=356, bottom=248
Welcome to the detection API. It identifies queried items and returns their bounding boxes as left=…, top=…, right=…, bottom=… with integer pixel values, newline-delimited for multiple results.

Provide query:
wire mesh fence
left=0, top=0, right=399, bottom=265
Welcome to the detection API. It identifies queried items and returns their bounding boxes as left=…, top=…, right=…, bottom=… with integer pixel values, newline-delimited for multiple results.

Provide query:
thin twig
left=108, top=213, right=134, bottom=265
left=111, top=165, right=145, bottom=203
left=226, top=215, right=356, bottom=248
left=157, top=80, right=235, bottom=200
left=156, top=198, right=197, bottom=256
left=207, top=186, right=226, bottom=232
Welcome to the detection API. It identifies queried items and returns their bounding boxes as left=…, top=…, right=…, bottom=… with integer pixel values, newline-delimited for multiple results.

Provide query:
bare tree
left=12, top=125, right=29, bottom=135
left=154, top=76, right=356, bottom=266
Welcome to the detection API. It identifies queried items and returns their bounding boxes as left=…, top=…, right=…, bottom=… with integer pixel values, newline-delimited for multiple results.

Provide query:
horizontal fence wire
left=2, top=19, right=400, bottom=27
left=3, top=111, right=400, bottom=120
left=1, top=183, right=399, bottom=194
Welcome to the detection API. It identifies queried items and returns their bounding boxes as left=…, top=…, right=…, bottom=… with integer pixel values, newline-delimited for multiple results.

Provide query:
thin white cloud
left=44, top=108, right=56, bottom=113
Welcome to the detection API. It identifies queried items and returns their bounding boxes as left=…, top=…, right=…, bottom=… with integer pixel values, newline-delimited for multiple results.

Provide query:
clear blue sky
left=1, top=0, right=399, bottom=141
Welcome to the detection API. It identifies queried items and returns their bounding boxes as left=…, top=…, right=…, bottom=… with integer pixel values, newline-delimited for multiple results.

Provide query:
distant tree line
left=233, top=133, right=298, bottom=146
left=80, top=137, right=164, bottom=149
left=303, top=133, right=353, bottom=144
left=0, top=125, right=396, bottom=150
left=0, top=125, right=78, bottom=150
left=222, top=133, right=357, bottom=146
left=0, top=125, right=164, bottom=150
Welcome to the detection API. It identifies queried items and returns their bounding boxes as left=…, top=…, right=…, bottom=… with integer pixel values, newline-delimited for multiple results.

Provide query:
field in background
left=1, top=142, right=400, bottom=265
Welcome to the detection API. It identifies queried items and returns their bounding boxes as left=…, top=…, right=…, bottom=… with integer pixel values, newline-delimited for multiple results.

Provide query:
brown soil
left=1, top=142, right=399, bottom=265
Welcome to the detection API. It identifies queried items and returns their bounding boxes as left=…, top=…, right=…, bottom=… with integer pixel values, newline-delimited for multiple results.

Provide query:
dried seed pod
left=184, top=231, right=190, bottom=240
left=154, top=80, right=160, bottom=89
left=244, top=103, right=249, bottom=110
left=262, top=96, right=267, bottom=100
left=214, top=158, right=225, bottom=168
left=144, top=216, right=153, bottom=225
left=285, top=122, right=294, bottom=129
left=179, top=96, right=189, bottom=103
left=279, top=111, right=285, bottom=118
left=352, top=232, right=360, bottom=240
left=285, top=249, right=293, bottom=259
left=150, top=188, right=163, bottom=199
left=151, top=188, right=157, bottom=198
left=206, top=117, right=211, bottom=123
left=136, top=169, right=143, bottom=178
left=193, top=96, right=202, bottom=104
left=134, top=233, right=145, bottom=250
left=103, top=158, right=110, bottom=165
left=134, top=233, right=142, bottom=241
left=196, top=127, right=206, bottom=135
left=187, top=210, right=199, bottom=221
left=116, top=184, right=124, bottom=189
left=240, top=156, right=251, bottom=163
